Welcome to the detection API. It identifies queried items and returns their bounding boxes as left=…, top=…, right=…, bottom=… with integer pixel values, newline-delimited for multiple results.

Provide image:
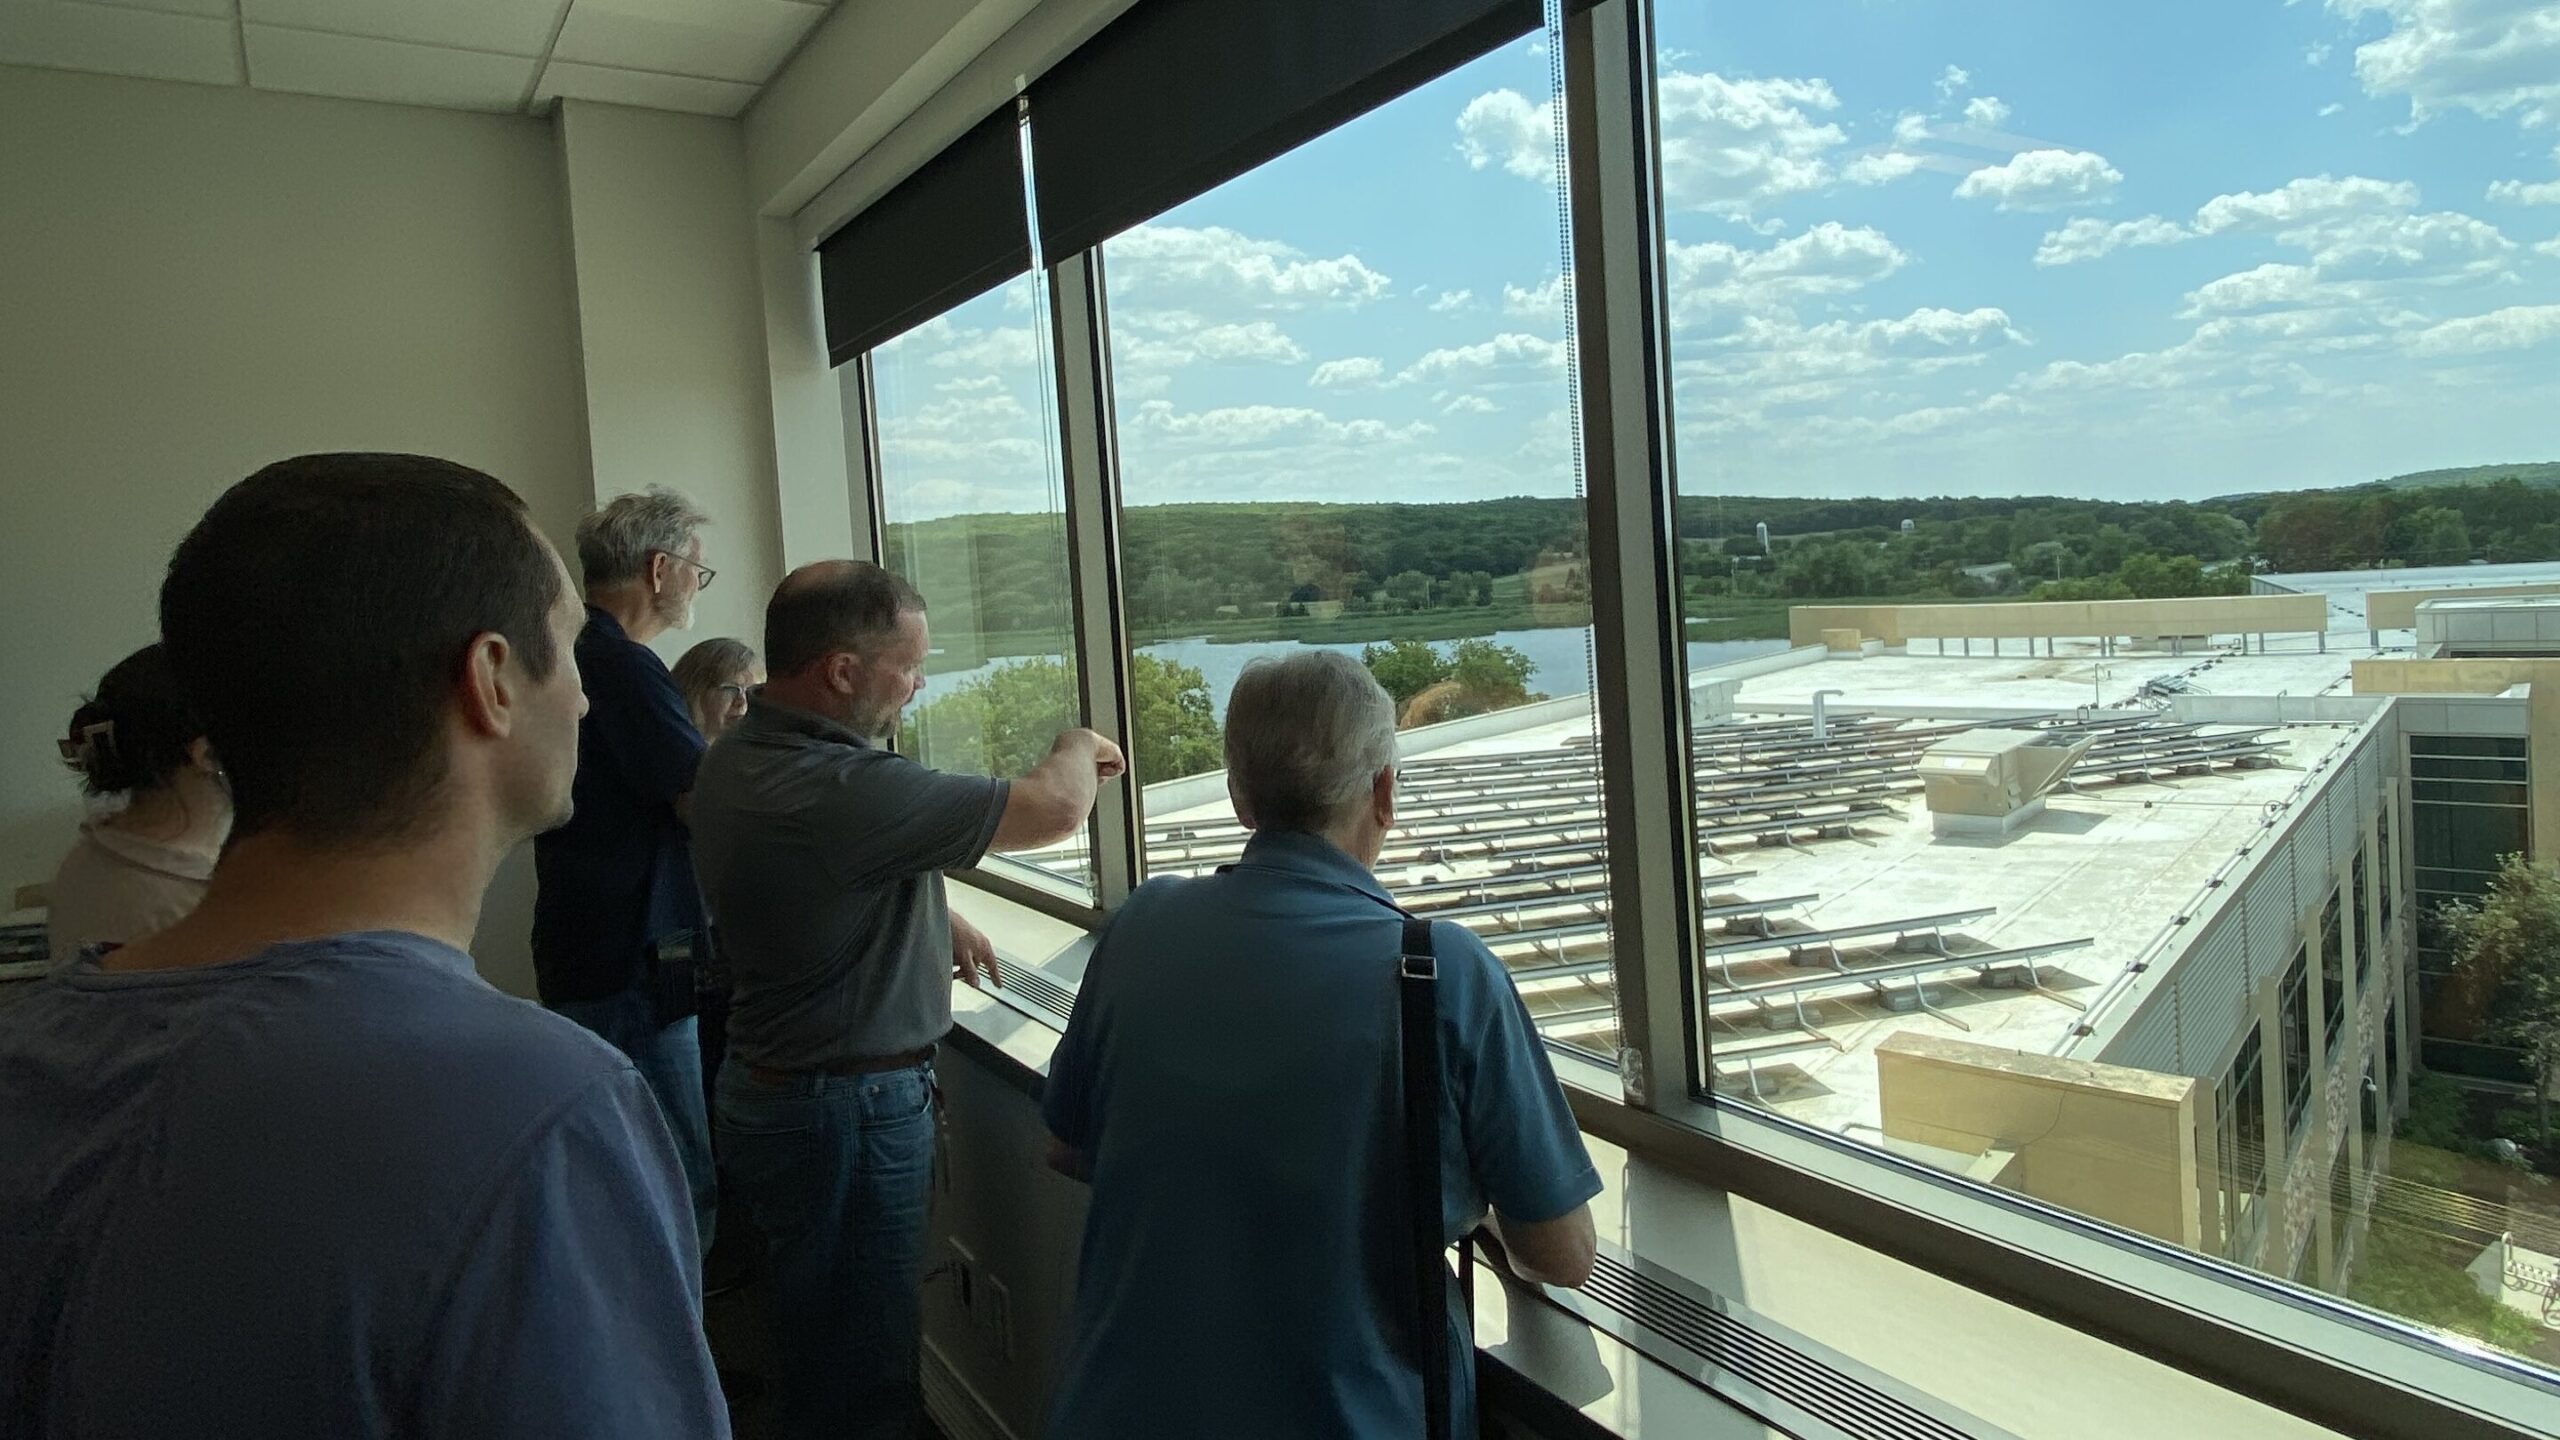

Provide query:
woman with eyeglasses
left=48, top=643, right=231, bottom=960
left=672, top=637, right=762, bottom=743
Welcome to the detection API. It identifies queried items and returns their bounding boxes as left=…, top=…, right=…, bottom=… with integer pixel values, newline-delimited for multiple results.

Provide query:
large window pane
left=868, top=275, right=1094, bottom=898
left=1655, top=0, right=2560, bottom=1378
left=1101, top=38, right=1642, bottom=1057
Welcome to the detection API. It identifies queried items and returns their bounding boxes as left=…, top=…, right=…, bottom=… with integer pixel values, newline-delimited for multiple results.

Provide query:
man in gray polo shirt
left=691, top=560, right=1121, bottom=1440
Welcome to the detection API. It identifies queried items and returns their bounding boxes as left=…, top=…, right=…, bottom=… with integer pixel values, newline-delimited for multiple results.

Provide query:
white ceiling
left=0, top=0, right=839, bottom=117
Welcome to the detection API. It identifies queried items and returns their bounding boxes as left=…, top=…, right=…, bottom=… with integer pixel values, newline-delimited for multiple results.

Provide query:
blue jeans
left=550, top=986, right=717, bottom=1264
left=716, top=1056, right=937, bottom=1440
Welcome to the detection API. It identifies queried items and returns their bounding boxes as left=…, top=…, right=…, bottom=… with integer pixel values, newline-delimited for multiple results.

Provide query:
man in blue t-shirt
left=0, top=454, right=726, bottom=1438
left=1043, top=651, right=1600, bottom=1439
left=534, top=486, right=720, bottom=1257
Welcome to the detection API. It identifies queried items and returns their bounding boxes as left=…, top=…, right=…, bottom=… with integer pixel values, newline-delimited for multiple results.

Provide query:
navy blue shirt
left=0, top=932, right=726, bottom=1438
left=533, top=607, right=707, bottom=1005
left=1043, top=830, right=1602, bottom=1440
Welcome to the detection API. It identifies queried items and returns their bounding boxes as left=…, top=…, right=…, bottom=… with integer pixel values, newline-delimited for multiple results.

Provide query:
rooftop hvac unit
left=1918, top=729, right=2092, bottom=837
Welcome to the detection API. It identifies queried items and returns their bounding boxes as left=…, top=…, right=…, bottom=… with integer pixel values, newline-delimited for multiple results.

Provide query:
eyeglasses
left=656, top=550, right=716, bottom=592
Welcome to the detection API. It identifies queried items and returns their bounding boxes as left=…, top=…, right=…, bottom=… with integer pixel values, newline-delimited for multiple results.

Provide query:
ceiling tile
left=535, top=59, right=756, bottom=117
left=240, top=0, right=563, bottom=57
left=0, top=1, right=242, bottom=86
left=243, top=24, right=534, bottom=111
left=551, top=0, right=821, bottom=85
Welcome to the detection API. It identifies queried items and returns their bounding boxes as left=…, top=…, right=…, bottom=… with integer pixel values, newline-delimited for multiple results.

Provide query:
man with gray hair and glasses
left=692, top=559, right=1123, bottom=1440
left=1041, top=649, right=1598, bottom=1439
left=534, top=486, right=722, bottom=1263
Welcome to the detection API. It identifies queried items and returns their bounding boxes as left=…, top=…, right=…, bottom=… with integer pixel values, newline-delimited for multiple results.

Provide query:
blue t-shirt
left=1042, top=830, right=1601, bottom=1440
left=0, top=932, right=727, bottom=1439
left=533, top=606, right=709, bottom=1005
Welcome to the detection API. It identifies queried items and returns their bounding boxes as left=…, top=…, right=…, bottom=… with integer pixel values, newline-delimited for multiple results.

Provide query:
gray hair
left=1224, top=651, right=1397, bottom=833
left=671, top=636, right=758, bottom=713
left=576, top=487, right=710, bottom=588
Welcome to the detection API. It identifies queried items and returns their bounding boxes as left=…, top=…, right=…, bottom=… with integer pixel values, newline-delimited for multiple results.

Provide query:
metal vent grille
left=1533, top=1241, right=2013, bottom=1440
left=995, top=966, right=1078, bottom=1026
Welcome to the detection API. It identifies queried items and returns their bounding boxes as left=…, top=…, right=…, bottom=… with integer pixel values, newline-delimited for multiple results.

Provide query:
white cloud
left=1428, top=288, right=1476, bottom=312
left=1655, top=72, right=1851, bottom=213
left=921, top=325, right=1044, bottom=370
left=2304, top=210, right=2513, bottom=278
left=2324, top=0, right=2560, bottom=129
left=2406, top=302, right=2560, bottom=355
left=2182, top=262, right=2325, bottom=316
left=1395, top=332, right=1569, bottom=385
left=2541, top=235, right=2560, bottom=257
left=1442, top=394, right=1501, bottom=416
left=1308, top=356, right=1384, bottom=388
left=1112, top=311, right=1307, bottom=368
left=2307, top=41, right=2335, bottom=66
left=1962, top=95, right=2012, bottom=127
left=1936, top=64, right=1971, bottom=98
left=1502, top=276, right=1567, bottom=319
left=2191, top=174, right=2420, bottom=234
left=1126, top=400, right=1433, bottom=447
left=1664, top=221, right=1909, bottom=329
left=1844, top=150, right=1928, bottom=185
left=1893, top=112, right=1933, bottom=146
left=1109, top=224, right=1390, bottom=308
left=2034, top=214, right=2193, bottom=266
left=2490, top=177, right=2560, bottom=204
left=1952, top=148, right=2124, bottom=210
left=1456, top=89, right=1556, bottom=182
left=2319, top=101, right=2347, bottom=117
left=1854, top=306, right=2026, bottom=357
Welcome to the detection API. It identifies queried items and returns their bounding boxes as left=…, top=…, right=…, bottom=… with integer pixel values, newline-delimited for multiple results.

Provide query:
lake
left=926, top=629, right=1791, bottom=722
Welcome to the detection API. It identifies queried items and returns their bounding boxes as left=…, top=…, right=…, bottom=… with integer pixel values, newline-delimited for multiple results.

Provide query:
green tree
left=1129, top=653, right=1221, bottom=785
left=1361, top=638, right=1448, bottom=707
left=900, top=657, right=1076, bottom=780
left=2395, top=505, right=2471, bottom=566
left=901, top=652, right=1222, bottom=788
left=1446, top=638, right=1539, bottom=710
left=1385, top=569, right=1435, bottom=612
left=2027, top=576, right=2133, bottom=602
left=2442, top=855, right=2560, bottom=1145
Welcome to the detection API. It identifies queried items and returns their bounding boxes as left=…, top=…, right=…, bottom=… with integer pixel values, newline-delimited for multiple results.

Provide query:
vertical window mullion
left=1049, top=247, right=1142, bottom=910
left=1563, top=0, right=1699, bottom=1109
left=837, top=352, right=886, bottom=566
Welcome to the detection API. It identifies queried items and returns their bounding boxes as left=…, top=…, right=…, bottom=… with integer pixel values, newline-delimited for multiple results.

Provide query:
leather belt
left=746, top=1046, right=932, bottom=1087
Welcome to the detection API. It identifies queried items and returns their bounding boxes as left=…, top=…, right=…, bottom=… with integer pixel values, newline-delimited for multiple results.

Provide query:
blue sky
left=874, top=1, right=2560, bottom=520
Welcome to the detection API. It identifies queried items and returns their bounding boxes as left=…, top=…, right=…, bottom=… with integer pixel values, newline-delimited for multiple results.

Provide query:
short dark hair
left=765, top=563, right=924, bottom=675
left=61, top=644, right=202, bottom=798
left=160, top=453, right=564, bottom=845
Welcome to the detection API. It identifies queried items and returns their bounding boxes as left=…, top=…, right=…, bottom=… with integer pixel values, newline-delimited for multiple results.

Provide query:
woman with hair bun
left=47, top=643, right=230, bottom=959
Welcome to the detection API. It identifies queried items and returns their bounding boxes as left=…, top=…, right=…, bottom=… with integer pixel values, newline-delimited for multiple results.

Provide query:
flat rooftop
left=2258, top=561, right=2560, bottom=631
left=1115, top=636, right=2378, bottom=1138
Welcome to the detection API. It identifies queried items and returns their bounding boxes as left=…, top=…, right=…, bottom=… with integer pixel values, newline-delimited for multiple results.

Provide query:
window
left=2281, top=948, right=2313, bottom=1133
left=2321, top=889, right=2345, bottom=1052
left=2352, top=850, right=2371, bottom=986
left=868, top=274, right=1095, bottom=899
left=1648, top=0, right=2557, bottom=1383
left=2219, top=1027, right=2265, bottom=1261
left=1100, top=40, right=1627, bottom=1058
left=2407, top=733, right=2529, bottom=1077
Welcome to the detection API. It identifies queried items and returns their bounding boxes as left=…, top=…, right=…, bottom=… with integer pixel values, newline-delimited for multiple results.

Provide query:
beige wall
left=1789, top=595, right=2326, bottom=649
left=1879, top=1032, right=2204, bottom=1248
left=2365, top=582, right=2560, bottom=630
left=556, top=101, right=785, bottom=658
left=2353, top=657, right=2560, bottom=857
left=0, top=66, right=593, bottom=995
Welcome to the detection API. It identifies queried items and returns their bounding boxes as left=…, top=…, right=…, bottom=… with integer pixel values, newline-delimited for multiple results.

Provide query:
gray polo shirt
left=690, top=699, right=1009, bottom=1070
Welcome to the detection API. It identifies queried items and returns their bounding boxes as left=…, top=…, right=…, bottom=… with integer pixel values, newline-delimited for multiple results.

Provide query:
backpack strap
left=1400, top=915, right=1452, bottom=1440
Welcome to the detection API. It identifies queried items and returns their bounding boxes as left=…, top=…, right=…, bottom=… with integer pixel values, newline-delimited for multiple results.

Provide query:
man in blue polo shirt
left=1043, top=650, right=1600, bottom=1439
left=0, top=454, right=723, bottom=1437
left=534, top=486, right=719, bottom=1256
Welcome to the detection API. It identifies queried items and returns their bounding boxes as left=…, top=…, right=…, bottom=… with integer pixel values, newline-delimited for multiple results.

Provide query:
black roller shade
left=818, top=106, right=1032, bottom=366
left=1029, top=0, right=1546, bottom=261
